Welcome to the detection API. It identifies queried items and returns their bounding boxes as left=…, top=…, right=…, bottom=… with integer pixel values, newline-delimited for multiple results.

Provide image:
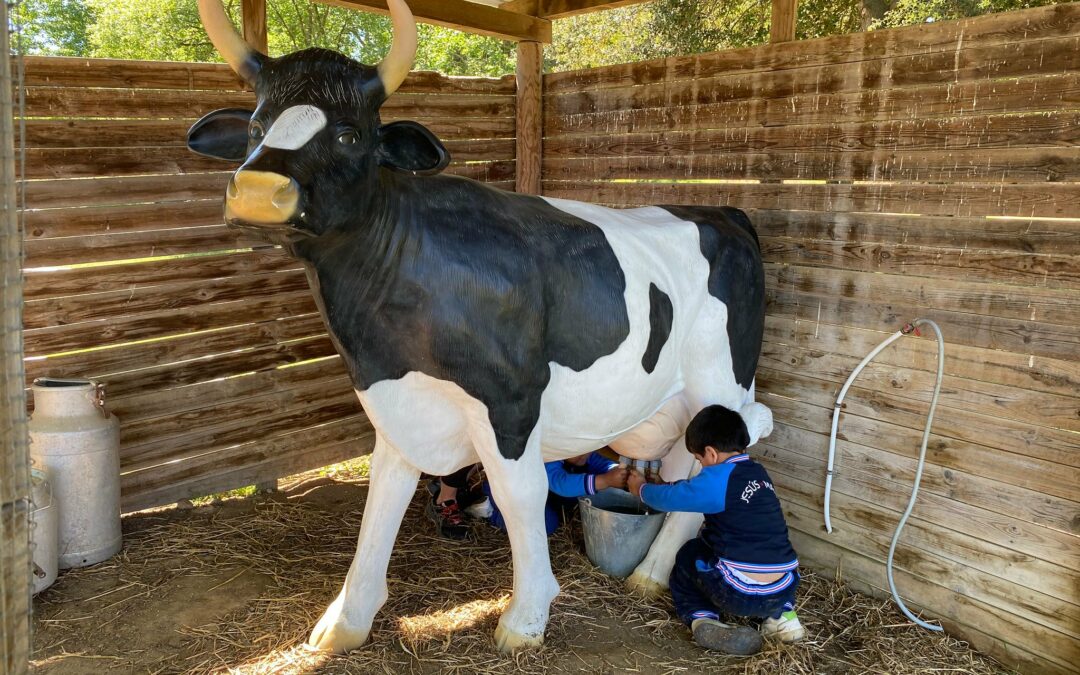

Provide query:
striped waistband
left=719, top=558, right=799, bottom=574
left=715, top=558, right=799, bottom=596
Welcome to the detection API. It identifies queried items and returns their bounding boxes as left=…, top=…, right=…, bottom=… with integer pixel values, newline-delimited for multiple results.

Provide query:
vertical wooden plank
left=516, top=40, right=543, bottom=195
left=770, top=0, right=798, bottom=43
left=242, top=0, right=269, bottom=54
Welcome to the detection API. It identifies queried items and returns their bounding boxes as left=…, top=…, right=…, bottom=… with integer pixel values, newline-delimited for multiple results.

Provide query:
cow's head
left=188, top=0, right=448, bottom=240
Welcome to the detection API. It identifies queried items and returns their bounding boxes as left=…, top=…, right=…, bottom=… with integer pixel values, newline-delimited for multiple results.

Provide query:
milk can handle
left=94, top=381, right=108, bottom=418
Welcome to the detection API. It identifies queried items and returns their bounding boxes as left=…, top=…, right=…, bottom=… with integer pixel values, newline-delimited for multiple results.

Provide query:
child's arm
left=584, top=452, right=619, bottom=475
left=633, top=465, right=733, bottom=513
left=545, top=460, right=598, bottom=498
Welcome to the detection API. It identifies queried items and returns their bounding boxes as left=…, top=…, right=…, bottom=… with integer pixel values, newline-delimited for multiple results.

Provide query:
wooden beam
left=317, top=0, right=552, bottom=43
left=770, top=0, right=798, bottom=42
left=500, top=0, right=651, bottom=19
left=515, top=41, right=543, bottom=194
left=242, top=0, right=268, bottom=53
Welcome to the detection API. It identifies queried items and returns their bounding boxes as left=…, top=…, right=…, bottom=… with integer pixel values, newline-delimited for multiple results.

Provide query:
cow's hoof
left=307, top=602, right=370, bottom=654
left=494, top=622, right=544, bottom=653
left=626, top=571, right=666, bottom=599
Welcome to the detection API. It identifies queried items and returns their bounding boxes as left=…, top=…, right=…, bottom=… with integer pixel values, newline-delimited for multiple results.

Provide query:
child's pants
left=669, top=538, right=798, bottom=625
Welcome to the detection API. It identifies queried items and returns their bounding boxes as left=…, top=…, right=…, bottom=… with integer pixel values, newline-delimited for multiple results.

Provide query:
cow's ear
left=376, top=121, right=451, bottom=176
left=187, top=108, right=253, bottom=162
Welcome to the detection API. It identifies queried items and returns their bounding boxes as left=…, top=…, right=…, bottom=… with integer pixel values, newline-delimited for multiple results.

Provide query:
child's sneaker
left=761, top=610, right=805, bottom=642
left=691, top=618, right=762, bottom=655
left=426, top=498, right=469, bottom=540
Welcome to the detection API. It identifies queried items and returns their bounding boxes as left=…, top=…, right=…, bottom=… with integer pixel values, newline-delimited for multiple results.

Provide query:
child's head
left=685, top=405, right=750, bottom=466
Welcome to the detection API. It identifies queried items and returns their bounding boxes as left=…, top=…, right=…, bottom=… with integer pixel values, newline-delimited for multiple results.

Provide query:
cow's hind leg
left=471, top=421, right=559, bottom=652
left=308, top=433, right=420, bottom=653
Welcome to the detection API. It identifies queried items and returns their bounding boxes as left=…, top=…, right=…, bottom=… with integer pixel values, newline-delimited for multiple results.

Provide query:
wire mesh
left=0, top=0, right=31, bottom=671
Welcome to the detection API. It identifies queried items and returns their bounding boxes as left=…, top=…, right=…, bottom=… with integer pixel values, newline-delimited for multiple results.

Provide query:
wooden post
left=242, top=0, right=269, bottom=53
left=770, top=0, right=798, bottom=43
left=515, top=41, right=543, bottom=195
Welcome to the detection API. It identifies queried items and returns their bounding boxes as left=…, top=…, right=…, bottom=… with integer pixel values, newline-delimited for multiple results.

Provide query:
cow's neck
left=292, top=171, right=427, bottom=389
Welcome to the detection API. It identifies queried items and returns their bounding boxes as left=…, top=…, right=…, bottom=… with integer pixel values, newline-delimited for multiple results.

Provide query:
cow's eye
left=337, top=130, right=359, bottom=145
left=249, top=123, right=265, bottom=140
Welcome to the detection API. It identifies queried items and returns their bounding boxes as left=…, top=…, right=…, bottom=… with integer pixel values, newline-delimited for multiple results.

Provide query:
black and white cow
left=190, top=0, right=773, bottom=653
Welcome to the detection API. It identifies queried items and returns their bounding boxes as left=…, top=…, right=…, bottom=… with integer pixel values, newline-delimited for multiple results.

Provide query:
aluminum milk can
left=30, top=468, right=58, bottom=593
left=29, top=378, right=122, bottom=568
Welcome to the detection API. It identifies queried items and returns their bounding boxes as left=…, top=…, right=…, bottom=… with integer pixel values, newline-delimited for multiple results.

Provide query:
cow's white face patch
left=263, top=105, right=328, bottom=150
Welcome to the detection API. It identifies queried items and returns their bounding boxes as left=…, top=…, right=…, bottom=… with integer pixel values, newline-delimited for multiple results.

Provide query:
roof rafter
left=315, top=0, right=552, bottom=42
left=500, top=0, right=653, bottom=19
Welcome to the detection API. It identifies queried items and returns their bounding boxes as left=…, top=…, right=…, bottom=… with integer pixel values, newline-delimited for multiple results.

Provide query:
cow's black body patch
left=642, top=283, right=673, bottom=374
left=293, top=174, right=631, bottom=460
left=659, top=206, right=764, bottom=390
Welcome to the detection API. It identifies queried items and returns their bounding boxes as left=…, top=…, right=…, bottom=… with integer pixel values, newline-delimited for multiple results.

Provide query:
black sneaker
left=691, top=618, right=762, bottom=655
left=426, top=497, right=469, bottom=540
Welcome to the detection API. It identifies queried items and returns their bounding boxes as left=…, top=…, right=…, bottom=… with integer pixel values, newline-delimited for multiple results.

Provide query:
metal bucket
left=30, top=469, right=58, bottom=594
left=579, top=488, right=666, bottom=578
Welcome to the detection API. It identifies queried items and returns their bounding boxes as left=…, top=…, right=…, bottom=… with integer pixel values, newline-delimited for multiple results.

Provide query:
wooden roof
left=315, top=0, right=654, bottom=42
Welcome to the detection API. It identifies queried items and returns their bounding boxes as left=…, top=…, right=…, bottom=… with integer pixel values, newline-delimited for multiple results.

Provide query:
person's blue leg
left=668, top=539, right=719, bottom=625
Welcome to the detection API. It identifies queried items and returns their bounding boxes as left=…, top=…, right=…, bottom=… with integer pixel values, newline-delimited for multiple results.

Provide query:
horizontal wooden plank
left=764, top=312, right=1080, bottom=403
left=545, top=110, right=1079, bottom=158
left=546, top=72, right=1080, bottom=135
left=24, top=199, right=224, bottom=240
left=765, top=419, right=1079, bottom=535
left=23, top=225, right=259, bottom=268
left=763, top=389, right=1079, bottom=508
left=758, top=436, right=1080, bottom=571
left=779, top=494, right=1080, bottom=640
left=752, top=210, right=1080, bottom=257
left=447, top=159, right=516, bottom=183
left=773, top=467, right=1079, bottom=610
left=22, top=137, right=512, bottom=179
left=791, top=532, right=1078, bottom=675
left=317, top=0, right=551, bottom=43
left=544, top=3, right=1080, bottom=93
left=21, top=172, right=231, bottom=210
left=543, top=146, right=1080, bottom=185
left=22, top=87, right=514, bottom=120
left=25, top=313, right=326, bottom=385
left=22, top=56, right=248, bottom=91
left=757, top=367, right=1079, bottom=471
left=25, top=290, right=317, bottom=357
left=23, top=55, right=513, bottom=94
left=121, top=381, right=361, bottom=469
left=23, top=115, right=516, bottom=150
left=542, top=180, right=1080, bottom=219
left=23, top=247, right=295, bottom=299
left=761, top=235, right=1080, bottom=291
left=545, top=36, right=1080, bottom=121
left=24, top=268, right=309, bottom=330
left=100, top=334, right=337, bottom=401
left=765, top=284, right=1078, bottom=363
left=121, top=416, right=374, bottom=512
left=108, top=354, right=346, bottom=423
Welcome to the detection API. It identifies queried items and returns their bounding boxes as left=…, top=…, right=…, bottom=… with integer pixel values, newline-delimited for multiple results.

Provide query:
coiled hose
left=824, top=318, right=944, bottom=632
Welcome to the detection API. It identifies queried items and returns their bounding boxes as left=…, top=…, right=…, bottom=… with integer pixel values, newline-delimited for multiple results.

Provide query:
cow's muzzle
left=225, top=170, right=302, bottom=226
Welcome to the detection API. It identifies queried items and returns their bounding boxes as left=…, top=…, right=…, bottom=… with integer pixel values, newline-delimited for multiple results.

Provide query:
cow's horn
left=376, top=0, right=417, bottom=98
left=198, top=0, right=263, bottom=83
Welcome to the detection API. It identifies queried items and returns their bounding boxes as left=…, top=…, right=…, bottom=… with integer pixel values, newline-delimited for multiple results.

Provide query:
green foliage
left=15, top=0, right=95, bottom=56
left=873, top=0, right=1061, bottom=27
left=85, top=0, right=222, bottom=61
left=414, top=25, right=515, bottom=76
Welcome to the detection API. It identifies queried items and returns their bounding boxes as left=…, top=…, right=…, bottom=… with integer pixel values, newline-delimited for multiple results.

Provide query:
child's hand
left=596, top=466, right=628, bottom=491
left=627, top=469, right=647, bottom=498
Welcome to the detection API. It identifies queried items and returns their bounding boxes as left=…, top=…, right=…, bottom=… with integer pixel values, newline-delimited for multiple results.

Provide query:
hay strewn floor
left=32, top=469, right=1009, bottom=674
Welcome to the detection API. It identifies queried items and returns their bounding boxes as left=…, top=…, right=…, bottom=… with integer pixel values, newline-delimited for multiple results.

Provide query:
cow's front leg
left=308, top=434, right=420, bottom=653
left=627, top=433, right=702, bottom=599
left=471, top=420, right=559, bottom=652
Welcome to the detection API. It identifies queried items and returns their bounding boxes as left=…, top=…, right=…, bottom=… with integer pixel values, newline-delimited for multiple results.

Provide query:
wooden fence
left=19, top=56, right=516, bottom=513
left=542, top=3, right=1079, bottom=673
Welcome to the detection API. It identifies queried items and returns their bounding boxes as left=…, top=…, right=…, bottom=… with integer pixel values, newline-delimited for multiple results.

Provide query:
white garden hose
left=824, top=318, right=945, bottom=632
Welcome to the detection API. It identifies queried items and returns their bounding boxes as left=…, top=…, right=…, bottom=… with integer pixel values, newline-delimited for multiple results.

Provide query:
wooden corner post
left=770, top=0, right=798, bottom=43
left=516, top=40, right=543, bottom=195
left=242, top=0, right=269, bottom=53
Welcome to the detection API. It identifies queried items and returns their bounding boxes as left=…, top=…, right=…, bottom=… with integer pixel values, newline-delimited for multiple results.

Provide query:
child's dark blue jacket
left=639, top=453, right=798, bottom=579
left=545, top=452, right=618, bottom=498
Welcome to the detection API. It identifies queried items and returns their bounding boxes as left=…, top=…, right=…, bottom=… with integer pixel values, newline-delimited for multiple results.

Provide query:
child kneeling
left=628, top=405, right=805, bottom=655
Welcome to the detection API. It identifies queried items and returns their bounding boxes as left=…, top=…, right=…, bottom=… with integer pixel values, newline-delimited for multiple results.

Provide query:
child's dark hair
left=685, top=405, right=750, bottom=456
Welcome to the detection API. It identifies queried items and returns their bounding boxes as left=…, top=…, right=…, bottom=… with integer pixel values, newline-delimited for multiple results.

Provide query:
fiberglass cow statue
left=189, top=0, right=774, bottom=653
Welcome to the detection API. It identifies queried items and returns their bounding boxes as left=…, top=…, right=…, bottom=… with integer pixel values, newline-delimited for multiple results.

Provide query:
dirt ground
left=30, top=473, right=1009, bottom=674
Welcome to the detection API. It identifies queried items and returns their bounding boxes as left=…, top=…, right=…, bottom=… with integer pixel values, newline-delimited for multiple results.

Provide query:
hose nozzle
left=901, top=322, right=921, bottom=336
